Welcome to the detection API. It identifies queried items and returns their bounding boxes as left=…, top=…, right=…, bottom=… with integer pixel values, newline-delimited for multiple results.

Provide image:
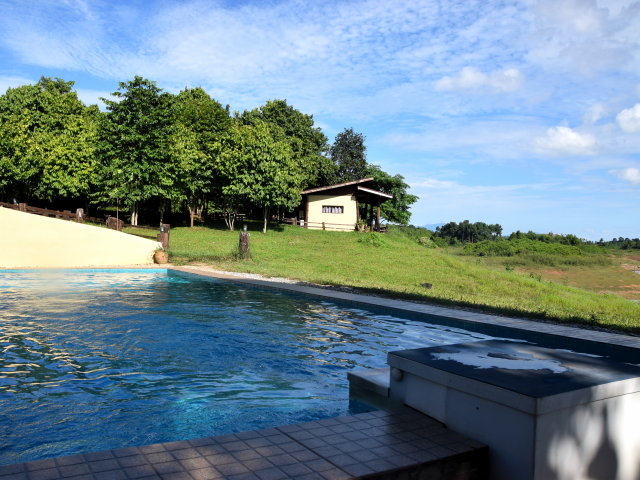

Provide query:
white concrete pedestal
left=388, top=340, right=640, bottom=480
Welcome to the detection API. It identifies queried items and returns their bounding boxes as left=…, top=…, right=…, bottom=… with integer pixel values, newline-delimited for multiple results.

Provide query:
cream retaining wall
left=0, top=207, right=161, bottom=268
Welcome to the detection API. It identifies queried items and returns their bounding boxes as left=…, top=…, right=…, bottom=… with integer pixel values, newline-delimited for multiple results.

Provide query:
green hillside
left=154, top=225, right=640, bottom=333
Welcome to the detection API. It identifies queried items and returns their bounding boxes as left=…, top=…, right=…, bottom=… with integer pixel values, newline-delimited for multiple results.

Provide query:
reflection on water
left=0, top=269, right=495, bottom=465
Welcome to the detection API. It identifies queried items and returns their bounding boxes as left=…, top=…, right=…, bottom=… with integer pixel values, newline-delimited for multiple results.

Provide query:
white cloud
left=435, top=67, right=524, bottom=92
left=611, top=167, right=640, bottom=185
left=616, top=103, right=640, bottom=133
left=533, top=126, right=597, bottom=156
left=583, top=103, right=607, bottom=124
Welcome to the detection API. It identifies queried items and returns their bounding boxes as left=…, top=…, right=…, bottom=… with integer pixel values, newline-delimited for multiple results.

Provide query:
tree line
left=0, top=76, right=417, bottom=232
left=434, top=221, right=639, bottom=250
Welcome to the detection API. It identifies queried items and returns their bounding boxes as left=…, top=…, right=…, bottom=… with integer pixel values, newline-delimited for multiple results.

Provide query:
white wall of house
left=306, top=194, right=357, bottom=231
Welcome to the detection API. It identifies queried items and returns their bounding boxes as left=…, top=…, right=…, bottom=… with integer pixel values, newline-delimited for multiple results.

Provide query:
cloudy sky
left=1, top=0, right=639, bottom=239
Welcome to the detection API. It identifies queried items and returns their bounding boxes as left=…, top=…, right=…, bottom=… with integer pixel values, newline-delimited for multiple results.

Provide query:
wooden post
left=18, top=203, right=26, bottom=212
left=157, top=224, right=170, bottom=249
left=238, top=225, right=250, bottom=259
left=375, top=202, right=381, bottom=231
left=76, top=208, right=84, bottom=223
left=369, top=203, right=374, bottom=230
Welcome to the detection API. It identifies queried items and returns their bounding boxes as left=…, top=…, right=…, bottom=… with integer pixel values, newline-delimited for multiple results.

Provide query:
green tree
left=0, top=77, right=98, bottom=204
left=366, top=164, right=418, bottom=225
left=213, top=120, right=302, bottom=233
left=240, top=100, right=335, bottom=188
left=331, top=128, right=367, bottom=182
left=170, top=87, right=231, bottom=227
left=95, top=76, right=175, bottom=225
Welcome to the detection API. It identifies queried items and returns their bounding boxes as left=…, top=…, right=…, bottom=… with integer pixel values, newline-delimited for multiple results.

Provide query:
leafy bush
left=463, top=238, right=596, bottom=257
left=357, top=232, right=388, bottom=247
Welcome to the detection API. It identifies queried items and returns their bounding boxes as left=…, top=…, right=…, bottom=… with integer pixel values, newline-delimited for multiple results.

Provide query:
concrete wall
left=0, top=207, right=161, bottom=268
left=306, top=194, right=357, bottom=231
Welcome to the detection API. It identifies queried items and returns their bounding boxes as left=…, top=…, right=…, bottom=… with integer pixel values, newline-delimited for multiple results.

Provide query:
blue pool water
left=0, top=269, right=534, bottom=464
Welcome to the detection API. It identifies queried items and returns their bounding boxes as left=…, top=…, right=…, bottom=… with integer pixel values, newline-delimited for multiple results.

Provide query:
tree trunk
left=188, top=205, right=195, bottom=228
left=159, top=199, right=166, bottom=226
left=262, top=206, right=268, bottom=233
left=131, top=202, right=138, bottom=226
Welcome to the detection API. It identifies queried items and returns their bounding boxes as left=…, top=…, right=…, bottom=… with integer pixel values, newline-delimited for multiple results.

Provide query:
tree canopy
left=331, top=128, right=368, bottom=183
left=0, top=76, right=418, bottom=229
left=0, top=77, right=98, bottom=204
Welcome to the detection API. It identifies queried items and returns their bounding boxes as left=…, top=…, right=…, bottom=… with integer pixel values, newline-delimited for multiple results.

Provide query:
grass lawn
left=126, top=223, right=640, bottom=334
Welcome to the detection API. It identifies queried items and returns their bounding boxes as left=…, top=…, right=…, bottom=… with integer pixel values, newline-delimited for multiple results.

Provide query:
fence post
left=76, top=208, right=84, bottom=223
left=157, top=224, right=170, bottom=249
left=18, top=203, right=26, bottom=212
left=238, top=225, right=250, bottom=259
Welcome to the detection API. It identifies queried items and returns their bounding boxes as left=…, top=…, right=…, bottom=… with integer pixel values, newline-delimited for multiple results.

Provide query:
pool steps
left=0, top=408, right=488, bottom=480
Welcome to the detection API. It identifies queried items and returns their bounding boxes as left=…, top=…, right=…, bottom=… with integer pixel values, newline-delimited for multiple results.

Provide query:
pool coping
left=169, top=265, right=639, bottom=352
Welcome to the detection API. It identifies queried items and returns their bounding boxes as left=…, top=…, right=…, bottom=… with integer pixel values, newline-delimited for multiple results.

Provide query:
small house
left=300, top=178, right=393, bottom=231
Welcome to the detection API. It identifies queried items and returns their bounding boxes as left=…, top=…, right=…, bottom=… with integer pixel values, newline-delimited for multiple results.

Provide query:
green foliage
left=213, top=120, right=303, bottom=232
left=331, top=128, right=367, bottom=182
left=239, top=100, right=334, bottom=189
left=170, top=87, right=231, bottom=225
left=357, top=232, right=388, bottom=247
left=367, top=164, right=418, bottom=225
left=95, top=76, right=175, bottom=223
left=0, top=77, right=98, bottom=203
left=436, top=220, right=503, bottom=243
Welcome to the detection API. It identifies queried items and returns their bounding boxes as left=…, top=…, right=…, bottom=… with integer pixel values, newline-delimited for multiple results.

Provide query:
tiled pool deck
left=0, top=408, right=488, bottom=480
left=1, top=265, right=637, bottom=480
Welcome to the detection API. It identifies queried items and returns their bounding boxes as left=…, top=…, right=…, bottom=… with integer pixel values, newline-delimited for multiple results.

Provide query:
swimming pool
left=0, top=268, right=507, bottom=466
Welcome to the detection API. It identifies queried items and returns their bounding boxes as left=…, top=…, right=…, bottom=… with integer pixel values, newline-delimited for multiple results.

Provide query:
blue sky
left=1, top=0, right=639, bottom=240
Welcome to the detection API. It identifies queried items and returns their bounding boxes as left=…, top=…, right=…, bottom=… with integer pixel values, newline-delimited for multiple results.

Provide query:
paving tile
left=254, top=446, right=285, bottom=457
left=153, top=461, right=185, bottom=475
left=172, top=449, right=203, bottom=461
left=325, top=454, right=359, bottom=467
left=158, top=471, right=193, bottom=480
left=304, top=459, right=335, bottom=473
left=59, top=463, right=91, bottom=477
left=25, top=459, right=56, bottom=471
left=0, top=472, right=27, bottom=480
left=83, top=451, right=115, bottom=463
left=139, top=445, right=167, bottom=455
left=318, top=468, right=351, bottom=480
left=215, top=462, right=249, bottom=476
left=88, top=459, right=120, bottom=473
left=227, top=473, right=259, bottom=480
left=27, top=468, right=60, bottom=480
left=189, top=467, right=223, bottom=480
left=145, top=452, right=175, bottom=464
left=254, top=467, right=288, bottom=480
left=231, top=449, right=262, bottom=462
left=117, top=454, right=149, bottom=468
left=280, top=463, right=313, bottom=476
left=93, top=467, right=127, bottom=480
left=125, top=463, right=158, bottom=479
left=266, top=454, right=297, bottom=467
left=179, top=457, right=211, bottom=471
left=196, top=445, right=226, bottom=457
left=242, top=458, right=274, bottom=471
left=111, top=446, right=141, bottom=458
left=163, top=441, right=192, bottom=452
left=222, top=441, right=250, bottom=453
left=204, top=453, right=237, bottom=466
left=188, top=438, right=216, bottom=448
